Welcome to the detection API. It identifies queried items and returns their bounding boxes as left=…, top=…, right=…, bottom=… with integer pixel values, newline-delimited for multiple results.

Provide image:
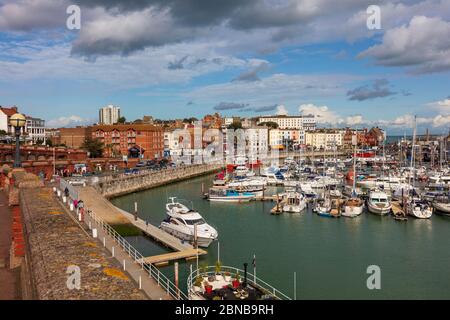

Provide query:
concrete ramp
left=77, top=186, right=131, bottom=225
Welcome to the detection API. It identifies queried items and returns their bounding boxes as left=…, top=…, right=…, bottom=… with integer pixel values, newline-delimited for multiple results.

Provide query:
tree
left=183, top=117, right=198, bottom=123
left=258, top=121, right=278, bottom=129
left=117, top=116, right=126, bottom=124
left=227, top=121, right=242, bottom=130
left=82, top=138, right=104, bottom=158
left=45, top=139, right=53, bottom=147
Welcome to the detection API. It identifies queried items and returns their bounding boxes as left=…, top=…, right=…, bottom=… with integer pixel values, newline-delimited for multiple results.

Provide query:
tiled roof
left=0, top=106, right=18, bottom=116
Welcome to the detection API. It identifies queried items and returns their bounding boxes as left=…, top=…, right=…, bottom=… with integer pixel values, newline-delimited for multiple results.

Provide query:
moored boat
left=160, top=197, right=218, bottom=247
left=207, top=187, right=255, bottom=202
left=367, top=191, right=392, bottom=216
left=282, top=192, right=307, bottom=213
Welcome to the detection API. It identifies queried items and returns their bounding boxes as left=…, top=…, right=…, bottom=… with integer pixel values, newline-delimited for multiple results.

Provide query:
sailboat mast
left=352, top=135, right=357, bottom=194
left=410, top=115, right=417, bottom=188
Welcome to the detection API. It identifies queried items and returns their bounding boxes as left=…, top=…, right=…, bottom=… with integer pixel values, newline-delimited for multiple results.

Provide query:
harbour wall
left=95, top=163, right=223, bottom=198
left=11, top=170, right=147, bottom=299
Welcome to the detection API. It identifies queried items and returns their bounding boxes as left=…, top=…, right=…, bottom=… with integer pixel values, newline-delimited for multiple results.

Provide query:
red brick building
left=343, top=127, right=386, bottom=148
left=60, top=127, right=92, bottom=149
left=91, top=124, right=164, bottom=159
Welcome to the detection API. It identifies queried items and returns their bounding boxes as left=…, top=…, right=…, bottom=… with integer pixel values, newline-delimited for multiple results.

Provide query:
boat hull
left=342, top=204, right=364, bottom=217
left=282, top=203, right=306, bottom=213
left=160, top=224, right=215, bottom=247
left=208, top=196, right=254, bottom=202
left=367, top=202, right=391, bottom=216
left=433, top=203, right=450, bottom=216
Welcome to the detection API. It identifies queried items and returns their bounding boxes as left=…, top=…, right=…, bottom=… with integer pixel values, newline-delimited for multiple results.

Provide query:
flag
left=252, top=254, right=256, bottom=268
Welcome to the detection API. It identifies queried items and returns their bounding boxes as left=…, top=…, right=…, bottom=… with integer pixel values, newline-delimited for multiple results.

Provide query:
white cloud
left=359, top=15, right=450, bottom=74
left=298, top=103, right=343, bottom=125
left=276, top=104, right=288, bottom=115
left=0, top=40, right=250, bottom=88
left=427, top=98, right=450, bottom=114
left=47, top=115, right=94, bottom=128
left=432, top=115, right=450, bottom=127
left=0, top=0, right=67, bottom=31
left=345, top=115, right=364, bottom=126
left=186, top=73, right=356, bottom=107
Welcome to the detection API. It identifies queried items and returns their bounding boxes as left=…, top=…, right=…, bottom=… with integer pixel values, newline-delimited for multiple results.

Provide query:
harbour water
left=111, top=174, right=450, bottom=299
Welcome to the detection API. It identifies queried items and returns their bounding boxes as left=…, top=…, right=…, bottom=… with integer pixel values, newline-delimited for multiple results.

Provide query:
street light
left=9, top=113, right=26, bottom=168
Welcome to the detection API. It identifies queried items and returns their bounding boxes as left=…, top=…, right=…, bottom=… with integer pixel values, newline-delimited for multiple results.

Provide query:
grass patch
left=111, top=224, right=142, bottom=237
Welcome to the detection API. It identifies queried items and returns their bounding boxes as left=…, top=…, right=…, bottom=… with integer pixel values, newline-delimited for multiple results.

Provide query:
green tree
left=82, top=138, right=104, bottom=158
left=258, top=121, right=279, bottom=129
left=45, top=139, right=53, bottom=147
left=227, top=121, right=242, bottom=130
left=117, top=116, right=126, bottom=124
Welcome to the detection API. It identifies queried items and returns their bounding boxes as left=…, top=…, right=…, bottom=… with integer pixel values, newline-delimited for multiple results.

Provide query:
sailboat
left=314, top=190, right=340, bottom=217
left=343, top=135, right=364, bottom=218
left=407, top=116, right=433, bottom=219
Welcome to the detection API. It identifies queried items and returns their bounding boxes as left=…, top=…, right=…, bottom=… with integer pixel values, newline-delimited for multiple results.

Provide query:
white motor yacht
left=160, top=197, right=218, bottom=247
left=367, top=191, right=392, bottom=216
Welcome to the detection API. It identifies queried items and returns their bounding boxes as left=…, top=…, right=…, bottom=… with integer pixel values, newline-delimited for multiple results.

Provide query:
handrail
left=58, top=187, right=188, bottom=300
left=85, top=208, right=188, bottom=300
left=187, top=266, right=291, bottom=300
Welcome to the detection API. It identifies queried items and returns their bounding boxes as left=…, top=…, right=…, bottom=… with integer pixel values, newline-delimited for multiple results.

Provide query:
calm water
left=111, top=174, right=450, bottom=299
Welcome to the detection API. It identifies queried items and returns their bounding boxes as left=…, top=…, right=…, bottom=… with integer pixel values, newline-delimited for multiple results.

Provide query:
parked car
left=146, top=160, right=157, bottom=167
left=136, top=161, right=146, bottom=167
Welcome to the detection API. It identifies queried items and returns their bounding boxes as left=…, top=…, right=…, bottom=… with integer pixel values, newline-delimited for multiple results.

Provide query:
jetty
left=77, top=186, right=207, bottom=265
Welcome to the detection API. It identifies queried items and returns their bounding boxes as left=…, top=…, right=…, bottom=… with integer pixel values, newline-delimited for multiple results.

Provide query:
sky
left=0, top=0, right=449, bottom=135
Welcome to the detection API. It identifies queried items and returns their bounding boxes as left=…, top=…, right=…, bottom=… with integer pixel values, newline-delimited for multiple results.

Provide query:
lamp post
left=9, top=113, right=27, bottom=168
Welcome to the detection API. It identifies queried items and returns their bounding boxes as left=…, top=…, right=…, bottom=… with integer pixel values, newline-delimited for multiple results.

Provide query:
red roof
left=0, top=106, right=18, bottom=116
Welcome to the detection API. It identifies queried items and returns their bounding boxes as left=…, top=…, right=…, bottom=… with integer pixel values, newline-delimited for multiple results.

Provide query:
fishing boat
left=160, top=197, right=218, bottom=247
left=367, top=190, right=392, bottom=216
left=207, top=187, right=255, bottom=202
left=282, top=192, right=307, bottom=213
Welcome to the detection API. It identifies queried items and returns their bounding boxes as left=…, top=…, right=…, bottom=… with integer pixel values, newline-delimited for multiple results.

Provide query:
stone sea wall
left=96, top=163, right=222, bottom=198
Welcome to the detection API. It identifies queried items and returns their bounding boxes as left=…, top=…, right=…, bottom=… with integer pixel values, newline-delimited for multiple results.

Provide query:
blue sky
left=0, top=0, right=449, bottom=134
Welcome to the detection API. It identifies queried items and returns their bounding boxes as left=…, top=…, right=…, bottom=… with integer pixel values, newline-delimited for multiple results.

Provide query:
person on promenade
left=77, top=200, right=84, bottom=222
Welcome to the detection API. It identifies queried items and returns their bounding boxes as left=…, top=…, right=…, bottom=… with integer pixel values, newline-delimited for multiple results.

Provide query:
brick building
left=59, top=127, right=92, bottom=149
left=92, top=124, right=164, bottom=159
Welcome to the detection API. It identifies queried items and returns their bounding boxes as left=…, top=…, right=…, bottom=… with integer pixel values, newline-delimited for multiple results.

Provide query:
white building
left=269, top=129, right=305, bottom=149
left=26, top=116, right=46, bottom=144
left=0, top=106, right=26, bottom=136
left=258, top=114, right=316, bottom=130
left=305, top=129, right=344, bottom=150
left=245, top=126, right=268, bottom=162
left=99, top=104, right=121, bottom=125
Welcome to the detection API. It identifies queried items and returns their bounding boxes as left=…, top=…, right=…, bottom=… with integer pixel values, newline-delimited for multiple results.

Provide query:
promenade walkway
left=20, top=187, right=147, bottom=300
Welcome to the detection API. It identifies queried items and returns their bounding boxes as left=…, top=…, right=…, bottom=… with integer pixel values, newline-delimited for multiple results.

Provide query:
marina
left=111, top=168, right=450, bottom=299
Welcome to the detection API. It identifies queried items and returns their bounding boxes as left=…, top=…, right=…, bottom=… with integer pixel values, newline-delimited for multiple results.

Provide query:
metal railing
left=57, top=187, right=188, bottom=300
left=187, top=266, right=291, bottom=300
left=85, top=209, right=189, bottom=300
left=59, top=178, right=79, bottom=200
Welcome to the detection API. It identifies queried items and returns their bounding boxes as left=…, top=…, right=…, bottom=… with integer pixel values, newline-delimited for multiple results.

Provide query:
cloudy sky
left=0, top=0, right=449, bottom=134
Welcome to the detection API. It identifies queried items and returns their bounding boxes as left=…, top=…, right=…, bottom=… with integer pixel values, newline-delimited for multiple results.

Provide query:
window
left=185, top=218, right=206, bottom=225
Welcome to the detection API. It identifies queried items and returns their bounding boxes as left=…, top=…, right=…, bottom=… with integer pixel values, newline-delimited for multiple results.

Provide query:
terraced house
left=92, top=124, right=164, bottom=159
